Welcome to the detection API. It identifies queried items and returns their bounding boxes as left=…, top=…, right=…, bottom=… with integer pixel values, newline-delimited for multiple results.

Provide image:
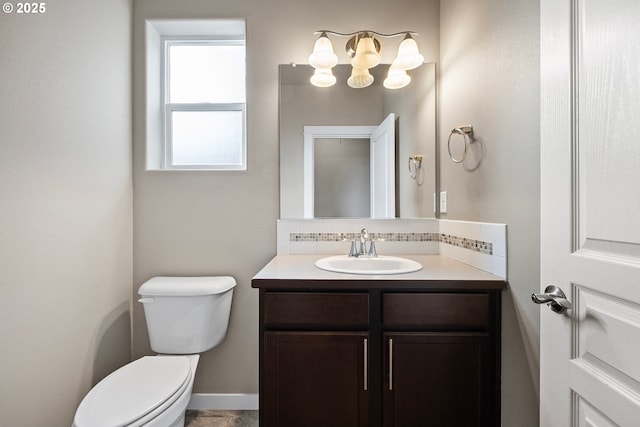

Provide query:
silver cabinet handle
left=388, top=338, right=393, bottom=391
left=532, top=285, right=572, bottom=313
left=363, top=338, right=368, bottom=391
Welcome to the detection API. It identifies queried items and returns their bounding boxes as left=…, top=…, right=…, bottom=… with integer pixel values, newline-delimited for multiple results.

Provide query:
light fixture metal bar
left=314, top=30, right=419, bottom=38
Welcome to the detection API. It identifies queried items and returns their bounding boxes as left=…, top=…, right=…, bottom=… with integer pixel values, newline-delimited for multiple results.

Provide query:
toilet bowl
left=73, top=276, right=236, bottom=427
left=73, top=355, right=198, bottom=427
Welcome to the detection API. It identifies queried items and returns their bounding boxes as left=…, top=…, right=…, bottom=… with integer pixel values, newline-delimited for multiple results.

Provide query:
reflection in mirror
left=304, top=117, right=395, bottom=218
left=279, top=63, right=436, bottom=219
left=314, top=137, right=370, bottom=218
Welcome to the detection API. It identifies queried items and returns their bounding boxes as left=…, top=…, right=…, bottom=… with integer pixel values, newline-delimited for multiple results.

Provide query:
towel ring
left=447, top=125, right=473, bottom=163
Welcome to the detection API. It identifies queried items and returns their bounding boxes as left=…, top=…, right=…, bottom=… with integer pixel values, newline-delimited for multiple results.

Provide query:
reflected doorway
left=303, top=114, right=396, bottom=218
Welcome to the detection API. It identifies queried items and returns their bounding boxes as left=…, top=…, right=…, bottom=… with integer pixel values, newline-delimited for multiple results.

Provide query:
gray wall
left=0, top=1, right=133, bottom=426
left=440, top=0, right=540, bottom=425
left=132, top=0, right=440, bottom=393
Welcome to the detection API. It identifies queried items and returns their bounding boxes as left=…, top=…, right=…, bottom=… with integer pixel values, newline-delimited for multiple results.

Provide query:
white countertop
left=252, top=254, right=507, bottom=289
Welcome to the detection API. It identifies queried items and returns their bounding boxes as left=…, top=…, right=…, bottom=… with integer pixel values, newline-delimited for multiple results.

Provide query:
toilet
left=73, top=276, right=236, bottom=427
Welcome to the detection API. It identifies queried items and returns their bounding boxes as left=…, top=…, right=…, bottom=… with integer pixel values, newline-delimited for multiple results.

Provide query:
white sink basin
left=314, top=255, right=423, bottom=275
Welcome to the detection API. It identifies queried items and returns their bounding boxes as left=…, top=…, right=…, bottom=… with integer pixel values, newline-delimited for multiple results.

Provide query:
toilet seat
left=73, top=356, right=192, bottom=427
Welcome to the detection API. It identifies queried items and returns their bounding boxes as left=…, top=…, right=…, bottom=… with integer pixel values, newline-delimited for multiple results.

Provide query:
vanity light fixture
left=308, top=30, right=424, bottom=89
left=308, top=31, right=339, bottom=87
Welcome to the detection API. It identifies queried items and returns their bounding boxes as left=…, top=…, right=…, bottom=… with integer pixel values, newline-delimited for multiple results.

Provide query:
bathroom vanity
left=252, top=254, right=507, bottom=427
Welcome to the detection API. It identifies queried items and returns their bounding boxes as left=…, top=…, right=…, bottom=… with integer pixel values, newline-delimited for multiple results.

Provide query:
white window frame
left=162, top=38, right=246, bottom=170
left=145, top=20, right=247, bottom=171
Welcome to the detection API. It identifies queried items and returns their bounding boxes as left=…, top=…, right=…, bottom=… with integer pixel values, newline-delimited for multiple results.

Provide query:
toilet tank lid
left=139, top=276, right=236, bottom=296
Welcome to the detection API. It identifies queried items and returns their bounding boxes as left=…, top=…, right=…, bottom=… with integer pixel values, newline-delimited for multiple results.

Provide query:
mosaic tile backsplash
left=277, top=218, right=507, bottom=278
left=289, top=232, right=493, bottom=255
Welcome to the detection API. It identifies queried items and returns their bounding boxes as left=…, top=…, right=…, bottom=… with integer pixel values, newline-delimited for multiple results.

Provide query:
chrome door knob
left=532, top=285, right=572, bottom=313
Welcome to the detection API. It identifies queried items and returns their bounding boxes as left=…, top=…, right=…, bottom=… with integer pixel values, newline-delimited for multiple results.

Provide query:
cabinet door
left=264, top=331, right=369, bottom=427
left=383, top=332, right=493, bottom=427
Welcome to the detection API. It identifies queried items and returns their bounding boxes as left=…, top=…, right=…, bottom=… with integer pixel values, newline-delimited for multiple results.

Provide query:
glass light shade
left=351, top=36, right=381, bottom=69
left=310, top=67, right=337, bottom=87
left=383, top=65, right=411, bottom=89
left=347, top=67, right=374, bottom=89
left=392, top=35, right=424, bottom=70
left=308, top=34, right=338, bottom=69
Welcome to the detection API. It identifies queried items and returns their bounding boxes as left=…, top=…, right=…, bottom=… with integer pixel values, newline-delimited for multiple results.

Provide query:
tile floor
left=185, top=410, right=259, bottom=427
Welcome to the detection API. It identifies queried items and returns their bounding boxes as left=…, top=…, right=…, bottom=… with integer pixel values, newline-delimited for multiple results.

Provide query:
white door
left=370, top=113, right=395, bottom=218
left=540, top=1, right=640, bottom=426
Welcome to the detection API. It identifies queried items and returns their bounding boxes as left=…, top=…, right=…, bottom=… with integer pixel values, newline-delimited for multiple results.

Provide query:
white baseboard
left=187, top=393, right=259, bottom=410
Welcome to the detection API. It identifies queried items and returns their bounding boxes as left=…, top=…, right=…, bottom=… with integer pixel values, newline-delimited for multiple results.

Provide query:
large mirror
left=279, top=63, right=436, bottom=219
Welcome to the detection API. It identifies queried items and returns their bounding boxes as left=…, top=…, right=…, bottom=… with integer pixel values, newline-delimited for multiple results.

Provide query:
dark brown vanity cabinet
left=255, top=283, right=503, bottom=427
left=264, top=331, right=370, bottom=427
left=261, top=292, right=370, bottom=427
left=382, top=293, right=497, bottom=426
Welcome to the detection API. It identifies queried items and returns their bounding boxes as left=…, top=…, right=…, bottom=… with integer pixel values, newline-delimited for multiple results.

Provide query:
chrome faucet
left=359, top=228, right=369, bottom=256
left=348, top=228, right=378, bottom=257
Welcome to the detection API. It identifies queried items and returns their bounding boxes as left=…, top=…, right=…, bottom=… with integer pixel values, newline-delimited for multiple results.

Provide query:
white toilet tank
left=138, top=276, right=236, bottom=354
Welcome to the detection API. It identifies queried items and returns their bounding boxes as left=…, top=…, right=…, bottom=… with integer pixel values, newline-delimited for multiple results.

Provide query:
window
left=145, top=20, right=246, bottom=170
